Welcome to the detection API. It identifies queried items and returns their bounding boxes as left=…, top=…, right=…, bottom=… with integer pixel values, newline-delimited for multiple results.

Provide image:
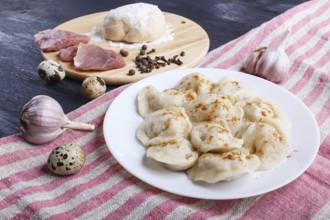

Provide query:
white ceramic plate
left=103, top=68, right=320, bottom=200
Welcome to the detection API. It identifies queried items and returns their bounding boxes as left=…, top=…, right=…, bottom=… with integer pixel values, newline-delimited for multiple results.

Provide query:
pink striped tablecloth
left=1, top=0, right=330, bottom=219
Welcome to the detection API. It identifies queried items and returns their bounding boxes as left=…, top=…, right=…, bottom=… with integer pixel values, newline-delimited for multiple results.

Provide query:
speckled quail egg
left=38, top=60, right=66, bottom=84
left=81, top=76, right=106, bottom=99
left=47, top=143, right=86, bottom=176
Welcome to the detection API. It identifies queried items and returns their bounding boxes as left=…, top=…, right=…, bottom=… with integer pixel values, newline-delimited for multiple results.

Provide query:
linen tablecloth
left=1, top=0, right=330, bottom=219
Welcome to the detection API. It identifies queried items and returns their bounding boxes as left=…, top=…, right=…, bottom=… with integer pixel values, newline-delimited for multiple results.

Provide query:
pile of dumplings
left=136, top=73, right=290, bottom=183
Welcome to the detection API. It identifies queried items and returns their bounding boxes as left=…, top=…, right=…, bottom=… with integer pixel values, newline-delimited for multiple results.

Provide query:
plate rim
left=103, top=67, right=321, bottom=200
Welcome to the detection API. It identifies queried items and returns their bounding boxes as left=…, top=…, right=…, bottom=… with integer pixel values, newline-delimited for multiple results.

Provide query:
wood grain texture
left=42, top=12, right=209, bottom=84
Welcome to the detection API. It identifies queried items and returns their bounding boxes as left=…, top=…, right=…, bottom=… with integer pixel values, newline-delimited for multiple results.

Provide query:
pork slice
left=74, top=44, right=126, bottom=71
left=59, top=45, right=79, bottom=62
left=34, top=29, right=90, bottom=52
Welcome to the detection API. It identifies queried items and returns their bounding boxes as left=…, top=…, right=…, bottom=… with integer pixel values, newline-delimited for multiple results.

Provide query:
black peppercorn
left=140, top=65, right=147, bottom=72
left=142, top=59, right=148, bottom=66
left=135, top=55, right=142, bottom=62
left=127, top=69, right=135, bottom=76
left=120, top=49, right=129, bottom=57
left=133, top=49, right=185, bottom=74
left=141, top=44, right=147, bottom=50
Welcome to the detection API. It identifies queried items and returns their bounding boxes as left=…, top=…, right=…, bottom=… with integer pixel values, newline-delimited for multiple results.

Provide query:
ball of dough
left=102, top=3, right=166, bottom=43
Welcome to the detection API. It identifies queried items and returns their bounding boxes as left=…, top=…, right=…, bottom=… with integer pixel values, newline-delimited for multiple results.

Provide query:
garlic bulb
left=20, top=95, right=95, bottom=145
left=244, top=28, right=291, bottom=83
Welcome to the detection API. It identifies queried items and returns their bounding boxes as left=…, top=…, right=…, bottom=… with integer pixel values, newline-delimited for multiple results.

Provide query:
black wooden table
left=0, top=0, right=305, bottom=137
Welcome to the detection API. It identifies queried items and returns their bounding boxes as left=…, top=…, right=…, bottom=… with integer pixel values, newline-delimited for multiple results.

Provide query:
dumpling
left=211, top=76, right=256, bottom=103
left=135, top=73, right=292, bottom=183
left=187, top=149, right=260, bottom=183
left=174, top=73, right=214, bottom=95
left=239, top=97, right=290, bottom=135
left=238, top=122, right=289, bottom=171
left=147, top=136, right=198, bottom=171
left=136, top=107, right=192, bottom=146
left=137, top=85, right=196, bottom=118
left=137, top=85, right=162, bottom=118
left=190, top=123, right=243, bottom=153
left=182, top=93, right=243, bottom=135
left=163, top=88, right=196, bottom=104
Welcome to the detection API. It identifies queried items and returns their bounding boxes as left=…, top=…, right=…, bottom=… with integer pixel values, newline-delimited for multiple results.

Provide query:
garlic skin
left=20, top=95, right=95, bottom=145
left=244, top=28, right=291, bottom=83
left=244, top=47, right=267, bottom=74
left=256, top=48, right=290, bottom=83
left=21, top=127, right=65, bottom=145
left=256, top=29, right=291, bottom=83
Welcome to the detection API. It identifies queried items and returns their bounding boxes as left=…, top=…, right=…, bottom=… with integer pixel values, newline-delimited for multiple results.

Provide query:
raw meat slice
left=74, top=44, right=126, bottom=71
left=59, top=45, right=78, bottom=62
left=34, top=29, right=90, bottom=52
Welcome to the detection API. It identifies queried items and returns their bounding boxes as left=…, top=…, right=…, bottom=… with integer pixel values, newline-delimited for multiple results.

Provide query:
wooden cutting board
left=41, top=12, right=210, bottom=85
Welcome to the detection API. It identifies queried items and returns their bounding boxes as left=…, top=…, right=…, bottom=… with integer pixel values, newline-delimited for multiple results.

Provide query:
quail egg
left=81, top=76, right=106, bottom=99
left=47, top=143, right=86, bottom=176
left=38, top=60, right=65, bottom=84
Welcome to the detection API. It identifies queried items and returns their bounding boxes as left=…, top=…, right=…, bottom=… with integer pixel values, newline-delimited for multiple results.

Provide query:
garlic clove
left=21, top=96, right=66, bottom=133
left=20, top=95, right=95, bottom=145
left=244, top=47, right=267, bottom=74
left=253, top=28, right=291, bottom=83
left=256, top=50, right=290, bottom=83
left=21, top=126, right=66, bottom=145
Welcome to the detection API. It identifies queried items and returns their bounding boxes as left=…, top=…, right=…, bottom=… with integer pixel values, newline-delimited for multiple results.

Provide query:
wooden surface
left=0, top=0, right=306, bottom=137
left=42, top=12, right=209, bottom=84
